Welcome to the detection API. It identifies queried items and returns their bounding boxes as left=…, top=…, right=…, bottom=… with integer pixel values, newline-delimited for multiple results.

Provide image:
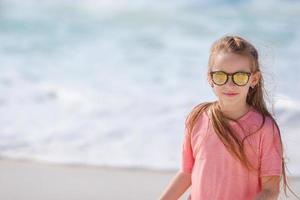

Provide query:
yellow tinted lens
left=233, top=72, right=249, bottom=85
left=212, top=72, right=227, bottom=85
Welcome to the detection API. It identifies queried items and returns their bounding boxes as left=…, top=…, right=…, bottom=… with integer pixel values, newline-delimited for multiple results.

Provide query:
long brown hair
left=186, top=35, right=299, bottom=199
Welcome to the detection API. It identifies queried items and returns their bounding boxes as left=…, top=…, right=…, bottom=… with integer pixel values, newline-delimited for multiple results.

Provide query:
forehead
left=211, top=52, right=252, bottom=72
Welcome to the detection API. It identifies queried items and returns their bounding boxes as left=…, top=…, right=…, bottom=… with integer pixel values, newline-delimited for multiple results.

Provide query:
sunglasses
left=210, top=71, right=252, bottom=86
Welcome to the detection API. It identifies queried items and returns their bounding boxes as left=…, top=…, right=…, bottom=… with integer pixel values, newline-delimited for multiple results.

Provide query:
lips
left=223, top=92, right=239, bottom=96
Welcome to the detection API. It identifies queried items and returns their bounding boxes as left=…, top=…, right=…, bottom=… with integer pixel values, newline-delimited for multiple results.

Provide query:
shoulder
left=185, top=102, right=212, bottom=134
left=186, top=102, right=212, bottom=123
left=247, top=108, right=277, bottom=129
left=259, top=114, right=279, bottom=132
left=253, top=112, right=280, bottom=140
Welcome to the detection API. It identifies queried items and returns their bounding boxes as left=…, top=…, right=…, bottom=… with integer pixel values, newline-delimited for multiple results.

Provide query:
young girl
left=159, top=35, right=299, bottom=200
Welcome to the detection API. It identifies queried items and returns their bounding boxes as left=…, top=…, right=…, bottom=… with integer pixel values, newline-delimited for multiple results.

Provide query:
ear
left=250, top=71, right=261, bottom=87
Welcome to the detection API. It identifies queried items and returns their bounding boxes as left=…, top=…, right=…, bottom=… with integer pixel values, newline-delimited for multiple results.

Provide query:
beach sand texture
left=0, top=158, right=299, bottom=200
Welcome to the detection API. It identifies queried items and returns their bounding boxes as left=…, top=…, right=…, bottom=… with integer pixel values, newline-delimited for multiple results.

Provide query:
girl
left=159, top=35, right=299, bottom=200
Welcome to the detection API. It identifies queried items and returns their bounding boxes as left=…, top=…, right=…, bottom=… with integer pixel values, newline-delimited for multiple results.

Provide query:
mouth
left=223, top=92, right=239, bottom=96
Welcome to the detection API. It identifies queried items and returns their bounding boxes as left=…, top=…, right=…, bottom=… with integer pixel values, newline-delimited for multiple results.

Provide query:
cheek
left=240, top=86, right=251, bottom=96
left=212, top=86, right=223, bottom=95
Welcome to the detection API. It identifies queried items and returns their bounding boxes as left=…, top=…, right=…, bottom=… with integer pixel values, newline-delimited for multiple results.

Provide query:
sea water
left=0, top=0, right=300, bottom=175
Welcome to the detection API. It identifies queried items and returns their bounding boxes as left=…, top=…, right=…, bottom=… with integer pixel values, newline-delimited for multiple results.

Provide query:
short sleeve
left=181, top=125, right=195, bottom=174
left=259, top=121, right=283, bottom=177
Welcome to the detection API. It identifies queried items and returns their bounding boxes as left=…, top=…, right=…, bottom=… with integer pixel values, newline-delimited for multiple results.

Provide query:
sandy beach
left=0, top=158, right=299, bottom=200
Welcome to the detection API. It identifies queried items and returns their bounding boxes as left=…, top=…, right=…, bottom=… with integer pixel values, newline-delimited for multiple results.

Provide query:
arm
left=254, top=176, right=281, bottom=200
left=159, top=171, right=191, bottom=200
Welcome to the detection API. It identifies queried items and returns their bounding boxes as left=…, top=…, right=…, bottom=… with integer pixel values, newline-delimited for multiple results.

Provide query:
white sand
left=0, top=158, right=299, bottom=200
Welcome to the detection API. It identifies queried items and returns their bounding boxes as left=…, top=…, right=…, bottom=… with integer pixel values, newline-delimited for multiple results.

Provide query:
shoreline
left=0, top=157, right=299, bottom=200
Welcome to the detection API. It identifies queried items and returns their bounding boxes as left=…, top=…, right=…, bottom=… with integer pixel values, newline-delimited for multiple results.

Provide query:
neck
left=217, top=101, right=251, bottom=120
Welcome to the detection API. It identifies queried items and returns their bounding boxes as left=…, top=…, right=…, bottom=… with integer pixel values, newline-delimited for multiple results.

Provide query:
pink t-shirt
left=181, top=106, right=282, bottom=200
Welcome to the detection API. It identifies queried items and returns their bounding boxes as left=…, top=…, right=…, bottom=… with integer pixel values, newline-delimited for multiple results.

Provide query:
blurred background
left=0, top=0, right=299, bottom=176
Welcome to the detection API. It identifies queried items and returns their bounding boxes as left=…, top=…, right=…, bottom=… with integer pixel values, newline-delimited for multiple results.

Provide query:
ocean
left=0, top=0, right=300, bottom=175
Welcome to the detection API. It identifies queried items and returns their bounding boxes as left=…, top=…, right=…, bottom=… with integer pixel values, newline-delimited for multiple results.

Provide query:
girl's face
left=208, top=52, right=260, bottom=106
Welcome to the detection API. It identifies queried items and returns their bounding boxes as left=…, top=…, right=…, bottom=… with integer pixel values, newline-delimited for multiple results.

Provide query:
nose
left=226, top=75, right=236, bottom=87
